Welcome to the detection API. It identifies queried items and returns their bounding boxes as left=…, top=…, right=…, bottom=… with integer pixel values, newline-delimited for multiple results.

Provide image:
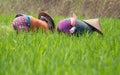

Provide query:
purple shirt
left=57, top=19, right=72, bottom=34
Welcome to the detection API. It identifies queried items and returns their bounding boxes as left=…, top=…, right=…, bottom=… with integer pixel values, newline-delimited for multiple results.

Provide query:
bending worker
left=57, top=13, right=103, bottom=35
left=12, top=12, right=55, bottom=33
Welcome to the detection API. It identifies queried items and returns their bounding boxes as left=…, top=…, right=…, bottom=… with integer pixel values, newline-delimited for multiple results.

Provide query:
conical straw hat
left=83, top=18, right=103, bottom=34
left=38, top=12, right=55, bottom=31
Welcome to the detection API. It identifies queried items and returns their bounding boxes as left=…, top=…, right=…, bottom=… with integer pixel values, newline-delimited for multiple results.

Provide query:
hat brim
left=38, top=12, right=55, bottom=31
left=15, top=14, right=24, bottom=18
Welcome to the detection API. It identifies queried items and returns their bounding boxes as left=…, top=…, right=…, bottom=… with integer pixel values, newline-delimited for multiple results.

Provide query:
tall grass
left=0, top=0, right=120, bottom=18
left=0, top=14, right=120, bottom=75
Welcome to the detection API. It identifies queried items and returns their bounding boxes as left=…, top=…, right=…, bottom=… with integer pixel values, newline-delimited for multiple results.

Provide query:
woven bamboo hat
left=83, top=18, right=103, bottom=34
left=38, top=12, right=55, bottom=31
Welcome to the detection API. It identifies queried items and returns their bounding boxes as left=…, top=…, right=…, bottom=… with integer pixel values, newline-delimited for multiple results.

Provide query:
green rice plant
left=0, top=14, right=120, bottom=75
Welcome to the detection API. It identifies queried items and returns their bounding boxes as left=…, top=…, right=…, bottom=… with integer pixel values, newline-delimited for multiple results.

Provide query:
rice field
left=0, top=14, right=120, bottom=75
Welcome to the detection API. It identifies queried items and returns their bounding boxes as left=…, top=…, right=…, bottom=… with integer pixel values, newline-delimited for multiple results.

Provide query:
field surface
left=0, top=14, right=120, bottom=75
